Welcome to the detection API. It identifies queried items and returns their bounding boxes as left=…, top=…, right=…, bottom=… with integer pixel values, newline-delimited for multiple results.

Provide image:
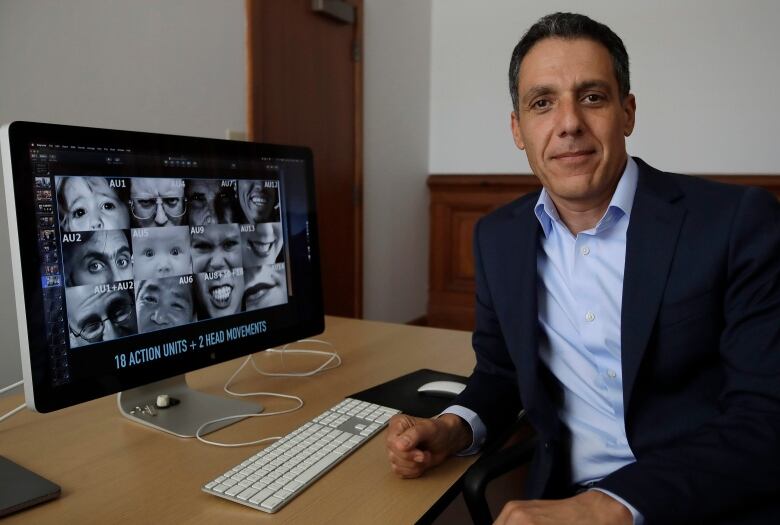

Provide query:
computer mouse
left=417, top=380, right=466, bottom=399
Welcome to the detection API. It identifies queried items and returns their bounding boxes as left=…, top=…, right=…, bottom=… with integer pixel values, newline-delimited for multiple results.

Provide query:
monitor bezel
left=1, top=121, right=324, bottom=413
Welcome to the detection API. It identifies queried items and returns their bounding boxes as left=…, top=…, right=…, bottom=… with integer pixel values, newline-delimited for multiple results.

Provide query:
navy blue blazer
left=455, top=158, right=780, bottom=523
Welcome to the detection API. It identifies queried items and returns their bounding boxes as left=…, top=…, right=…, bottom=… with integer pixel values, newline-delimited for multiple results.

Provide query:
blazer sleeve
left=452, top=218, right=523, bottom=441
left=598, top=187, right=780, bottom=523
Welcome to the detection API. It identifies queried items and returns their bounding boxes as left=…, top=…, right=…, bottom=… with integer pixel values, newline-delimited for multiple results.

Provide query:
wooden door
left=246, top=0, right=363, bottom=318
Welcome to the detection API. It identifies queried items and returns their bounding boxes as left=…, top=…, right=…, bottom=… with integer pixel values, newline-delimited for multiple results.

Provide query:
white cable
left=0, top=380, right=25, bottom=424
left=0, top=379, right=23, bottom=395
left=195, top=338, right=340, bottom=447
left=252, top=339, right=341, bottom=377
left=0, top=404, right=25, bottom=424
left=195, top=354, right=303, bottom=447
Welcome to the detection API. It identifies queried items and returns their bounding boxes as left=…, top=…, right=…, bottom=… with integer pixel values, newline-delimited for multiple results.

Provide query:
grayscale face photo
left=242, top=264, right=287, bottom=311
left=242, top=222, right=283, bottom=267
left=130, top=178, right=186, bottom=227
left=187, top=179, right=239, bottom=226
left=190, top=224, right=243, bottom=273
left=238, top=179, right=279, bottom=223
left=131, top=226, right=192, bottom=279
left=56, top=176, right=130, bottom=232
left=63, top=230, right=133, bottom=286
left=66, top=285, right=137, bottom=348
left=195, top=269, right=244, bottom=319
left=135, top=278, right=195, bottom=333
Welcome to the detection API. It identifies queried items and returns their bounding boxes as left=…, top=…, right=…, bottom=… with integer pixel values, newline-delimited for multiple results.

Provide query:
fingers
left=385, top=415, right=438, bottom=478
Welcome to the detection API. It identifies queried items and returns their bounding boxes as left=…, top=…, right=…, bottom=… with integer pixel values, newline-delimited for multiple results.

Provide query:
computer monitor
left=0, top=121, right=324, bottom=437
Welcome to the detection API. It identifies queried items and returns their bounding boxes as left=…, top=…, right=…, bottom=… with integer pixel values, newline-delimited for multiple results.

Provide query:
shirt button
left=585, top=311, right=595, bottom=322
left=580, top=246, right=590, bottom=256
left=607, top=369, right=617, bottom=378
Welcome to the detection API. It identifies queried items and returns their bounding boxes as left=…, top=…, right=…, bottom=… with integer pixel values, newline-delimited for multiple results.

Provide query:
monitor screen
left=1, top=121, right=324, bottom=414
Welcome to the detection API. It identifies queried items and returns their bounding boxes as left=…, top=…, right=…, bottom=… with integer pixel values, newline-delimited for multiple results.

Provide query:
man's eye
left=137, top=199, right=155, bottom=208
left=192, top=242, right=213, bottom=252
left=583, top=94, right=603, bottom=104
left=116, top=256, right=130, bottom=268
left=532, top=99, right=550, bottom=109
left=191, top=193, right=206, bottom=203
left=143, top=248, right=154, bottom=257
left=87, top=260, right=106, bottom=273
left=163, top=198, right=180, bottom=207
left=142, top=294, right=158, bottom=305
left=73, top=208, right=87, bottom=218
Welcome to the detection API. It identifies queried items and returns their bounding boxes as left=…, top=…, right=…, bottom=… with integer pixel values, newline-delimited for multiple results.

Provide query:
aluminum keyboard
left=202, top=398, right=400, bottom=513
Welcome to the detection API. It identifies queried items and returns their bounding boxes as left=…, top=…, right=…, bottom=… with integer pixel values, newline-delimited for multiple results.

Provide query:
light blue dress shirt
left=446, top=157, right=642, bottom=523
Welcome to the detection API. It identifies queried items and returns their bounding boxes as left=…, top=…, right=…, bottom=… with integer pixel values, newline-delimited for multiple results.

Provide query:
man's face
left=188, top=180, right=236, bottom=226
left=511, top=38, right=636, bottom=209
left=130, top=178, right=186, bottom=227
left=243, top=264, right=287, bottom=311
left=66, top=230, right=132, bottom=286
left=136, top=280, right=194, bottom=333
left=132, top=226, right=192, bottom=279
left=60, top=177, right=129, bottom=232
left=190, top=224, right=243, bottom=273
left=66, top=286, right=137, bottom=347
left=238, top=180, right=278, bottom=223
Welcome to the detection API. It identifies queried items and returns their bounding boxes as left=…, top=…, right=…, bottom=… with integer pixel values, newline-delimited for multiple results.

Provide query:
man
left=130, top=178, right=187, bottom=227
left=135, top=278, right=195, bottom=333
left=66, top=285, right=137, bottom=347
left=187, top=179, right=241, bottom=226
left=386, top=12, right=780, bottom=524
left=63, top=229, right=132, bottom=286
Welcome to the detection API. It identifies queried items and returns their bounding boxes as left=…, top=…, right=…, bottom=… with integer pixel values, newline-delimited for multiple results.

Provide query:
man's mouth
left=208, top=284, right=234, bottom=308
left=552, top=150, right=595, bottom=161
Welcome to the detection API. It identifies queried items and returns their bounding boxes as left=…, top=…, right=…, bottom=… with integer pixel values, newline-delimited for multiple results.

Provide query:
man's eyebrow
left=576, top=79, right=612, bottom=92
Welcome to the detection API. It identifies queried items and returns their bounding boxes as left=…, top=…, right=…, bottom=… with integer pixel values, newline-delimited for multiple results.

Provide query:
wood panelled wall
left=427, top=174, right=780, bottom=331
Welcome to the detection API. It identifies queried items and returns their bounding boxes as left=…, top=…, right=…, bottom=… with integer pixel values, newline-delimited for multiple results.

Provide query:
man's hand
left=494, top=490, right=633, bottom=525
left=385, top=413, right=472, bottom=478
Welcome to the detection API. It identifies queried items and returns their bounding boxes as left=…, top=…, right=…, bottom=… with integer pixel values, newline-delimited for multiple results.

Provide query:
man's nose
left=154, top=202, right=168, bottom=225
left=556, top=97, right=584, bottom=137
left=150, top=309, right=169, bottom=325
left=103, top=319, right=119, bottom=340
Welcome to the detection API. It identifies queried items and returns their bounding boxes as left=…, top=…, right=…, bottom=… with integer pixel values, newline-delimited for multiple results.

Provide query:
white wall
left=430, top=0, right=780, bottom=175
left=363, top=0, right=432, bottom=323
left=0, top=0, right=246, bottom=388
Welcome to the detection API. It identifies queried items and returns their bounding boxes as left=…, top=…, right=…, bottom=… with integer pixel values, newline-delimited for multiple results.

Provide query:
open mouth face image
left=63, top=230, right=132, bottom=286
left=136, top=278, right=195, bottom=333
left=242, top=222, right=283, bottom=267
left=56, top=176, right=130, bottom=232
left=187, top=179, right=238, bottom=226
left=238, top=179, right=279, bottom=223
left=243, top=264, right=288, bottom=311
left=66, top=285, right=138, bottom=347
left=131, top=226, right=192, bottom=279
left=190, top=224, right=243, bottom=273
left=195, top=269, right=244, bottom=318
left=130, top=178, right=186, bottom=227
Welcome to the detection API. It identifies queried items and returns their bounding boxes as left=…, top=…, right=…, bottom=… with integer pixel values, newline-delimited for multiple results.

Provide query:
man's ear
left=510, top=111, right=525, bottom=150
left=623, top=93, right=636, bottom=137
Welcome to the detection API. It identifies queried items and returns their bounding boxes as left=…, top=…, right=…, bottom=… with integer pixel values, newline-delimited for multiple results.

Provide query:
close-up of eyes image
left=62, top=229, right=133, bottom=287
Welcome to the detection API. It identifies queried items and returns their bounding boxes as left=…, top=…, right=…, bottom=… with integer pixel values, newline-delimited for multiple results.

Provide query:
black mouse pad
left=350, top=368, right=468, bottom=418
left=0, top=455, right=61, bottom=518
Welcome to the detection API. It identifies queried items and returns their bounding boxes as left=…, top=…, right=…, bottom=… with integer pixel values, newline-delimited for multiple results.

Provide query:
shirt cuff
left=590, top=488, right=644, bottom=525
left=440, top=405, right=487, bottom=456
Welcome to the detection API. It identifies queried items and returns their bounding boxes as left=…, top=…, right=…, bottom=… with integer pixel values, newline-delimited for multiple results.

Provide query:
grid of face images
left=55, top=176, right=288, bottom=349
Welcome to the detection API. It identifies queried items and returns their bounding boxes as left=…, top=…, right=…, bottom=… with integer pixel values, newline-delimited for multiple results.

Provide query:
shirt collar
left=534, top=156, right=638, bottom=238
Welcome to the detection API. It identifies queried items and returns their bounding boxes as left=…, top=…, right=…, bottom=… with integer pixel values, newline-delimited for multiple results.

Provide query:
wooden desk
left=0, top=317, right=476, bottom=524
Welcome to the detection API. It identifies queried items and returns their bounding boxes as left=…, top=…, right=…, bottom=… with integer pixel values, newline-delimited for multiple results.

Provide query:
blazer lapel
left=621, top=159, right=686, bottom=412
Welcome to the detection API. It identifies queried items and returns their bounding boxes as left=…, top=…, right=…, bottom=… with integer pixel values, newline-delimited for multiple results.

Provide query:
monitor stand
left=117, top=375, right=262, bottom=438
